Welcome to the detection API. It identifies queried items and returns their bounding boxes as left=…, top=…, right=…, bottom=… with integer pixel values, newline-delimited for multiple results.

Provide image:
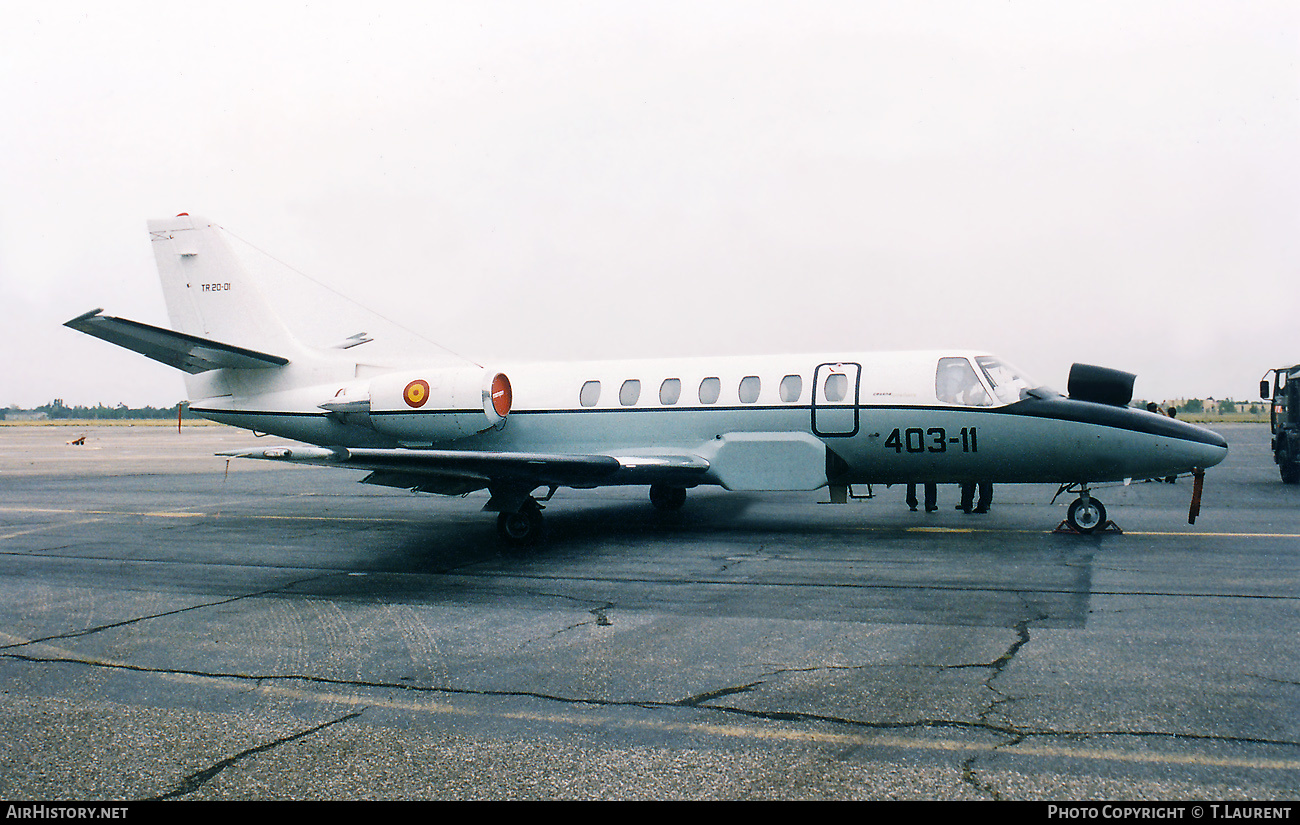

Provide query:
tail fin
left=149, top=214, right=305, bottom=358
left=67, top=215, right=355, bottom=404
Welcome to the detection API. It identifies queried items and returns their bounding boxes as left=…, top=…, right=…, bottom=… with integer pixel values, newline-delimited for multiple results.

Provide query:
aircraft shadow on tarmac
left=286, top=493, right=1099, bottom=630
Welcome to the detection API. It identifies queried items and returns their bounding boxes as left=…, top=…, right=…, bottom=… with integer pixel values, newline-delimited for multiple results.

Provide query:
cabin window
left=779, top=374, right=802, bottom=403
left=823, top=372, right=848, bottom=403
left=620, top=379, right=641, bottom=406
left=580, top=380, right=601, bottom=407
left=659, top=378, right=681, bottom=405
left=699, top=377, right=721, bottom=404
left=936, top=357, right=991, bottom=406
left=738, top=376, right=761, bottom=404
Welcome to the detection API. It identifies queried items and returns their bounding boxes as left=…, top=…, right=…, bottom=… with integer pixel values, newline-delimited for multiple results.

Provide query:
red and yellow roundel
left=403, top=379, right=430, bottom=408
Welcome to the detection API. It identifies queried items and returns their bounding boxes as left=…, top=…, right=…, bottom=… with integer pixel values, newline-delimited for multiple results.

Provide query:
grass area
left=1177, top=412, right=1269, bottom=425
left=0, top=418, right=222, bottom=427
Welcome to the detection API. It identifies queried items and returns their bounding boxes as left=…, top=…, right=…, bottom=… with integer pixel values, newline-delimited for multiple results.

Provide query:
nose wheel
left=1053, top=484, right=1118, bottom=534
left=1066, top=496, right=1108, bottom=533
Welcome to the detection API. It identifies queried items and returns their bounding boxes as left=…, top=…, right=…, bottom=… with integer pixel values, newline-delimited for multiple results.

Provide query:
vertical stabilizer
left=148, top=214, right=302, bottom=357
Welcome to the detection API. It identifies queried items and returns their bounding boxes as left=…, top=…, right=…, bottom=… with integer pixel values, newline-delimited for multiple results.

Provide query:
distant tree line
left=3, top=400, right=184, bottom=420
left=1133, top=398, right=1263, bottom=416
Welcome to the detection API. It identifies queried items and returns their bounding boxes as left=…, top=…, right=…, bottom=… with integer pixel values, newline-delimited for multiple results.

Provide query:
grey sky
left=2, top=1, right=1296, bottom=408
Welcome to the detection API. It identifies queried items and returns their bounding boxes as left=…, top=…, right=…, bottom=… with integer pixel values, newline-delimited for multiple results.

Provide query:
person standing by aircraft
left=958, top=481, right=992, bottom=514
left=906, top=483, right=938, bottom=512
left=1165, top=407, right=1179, bottom=482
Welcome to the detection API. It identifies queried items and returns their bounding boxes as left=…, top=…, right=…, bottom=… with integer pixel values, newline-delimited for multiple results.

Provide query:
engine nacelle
left=368, top=368, right=512, bottom=443
left=1067, top=363, right=1136, bottom=407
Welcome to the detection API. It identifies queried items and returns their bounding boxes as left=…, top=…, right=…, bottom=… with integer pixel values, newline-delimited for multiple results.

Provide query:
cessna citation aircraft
left=67, top=215, right=1228, bottom=544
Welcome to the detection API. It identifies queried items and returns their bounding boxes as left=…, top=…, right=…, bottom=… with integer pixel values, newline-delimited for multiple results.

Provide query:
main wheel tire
left=1066, top=497, right=1107, bottom=534
left=497, top=504, right=544, bottom=545
left=649, top=484, right=687, bottom=511
left=1281, top=460, right=1300, bottom=484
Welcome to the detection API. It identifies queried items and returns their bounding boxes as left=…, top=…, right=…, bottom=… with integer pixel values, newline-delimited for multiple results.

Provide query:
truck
left=1261, top=365, right=1300, bottom=483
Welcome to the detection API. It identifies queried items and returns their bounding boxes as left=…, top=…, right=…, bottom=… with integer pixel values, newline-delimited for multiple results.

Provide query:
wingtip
left=64, top=308, right=104, bottom=327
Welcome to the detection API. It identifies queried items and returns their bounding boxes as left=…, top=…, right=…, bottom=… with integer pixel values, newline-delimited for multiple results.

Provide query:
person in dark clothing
left=958, top=481, right=992, bottom=513
left=1165, top=407, right=1179, bottom=481
left=906, top=483, right=938, bottom=512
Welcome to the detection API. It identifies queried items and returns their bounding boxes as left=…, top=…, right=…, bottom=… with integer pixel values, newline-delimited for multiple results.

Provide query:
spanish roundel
left=403, top=379, right=430, bottom=408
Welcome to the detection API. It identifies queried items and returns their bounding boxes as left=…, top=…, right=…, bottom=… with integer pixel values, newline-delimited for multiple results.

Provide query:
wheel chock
left=1053, top=520, right=1123, bottom=535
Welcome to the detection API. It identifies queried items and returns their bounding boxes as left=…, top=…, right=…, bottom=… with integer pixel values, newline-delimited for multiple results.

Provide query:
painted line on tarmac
left=901, top=525, right=1300, bottom=538
left=5, top=505, right=1300, bottom=538
left=0, top=504, right=427, bottom=525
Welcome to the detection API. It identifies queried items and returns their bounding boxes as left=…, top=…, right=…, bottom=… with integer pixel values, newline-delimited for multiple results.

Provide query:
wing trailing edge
left=64, top=309, right=289, bottom=374
left=222, top=446, right=710, bottom=494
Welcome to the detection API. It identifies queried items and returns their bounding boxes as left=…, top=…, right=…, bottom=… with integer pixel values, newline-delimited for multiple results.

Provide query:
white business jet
left=66, top=215, right=1228, bottom=543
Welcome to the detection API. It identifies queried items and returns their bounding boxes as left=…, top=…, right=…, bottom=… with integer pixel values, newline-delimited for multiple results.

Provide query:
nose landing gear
left=1053, top=484, right=1119, bottom=534
left=1066, top=494, right=1108, bottom=533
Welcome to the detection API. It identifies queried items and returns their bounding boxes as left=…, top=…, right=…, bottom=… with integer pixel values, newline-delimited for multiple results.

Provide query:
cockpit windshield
left=975, top=356, right=1035, bottom=405
left=936, top=357, right=992, bottom=406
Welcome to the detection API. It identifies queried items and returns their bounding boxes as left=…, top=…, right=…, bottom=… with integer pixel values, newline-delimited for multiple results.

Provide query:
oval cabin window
left=824, top=372, right=848, bottom=403
left=780, top=374, right=802, bottom=403
left=620, top=379, right=641, bottom=406
left=660, top=378, right=681, bottom=405
left=699, top=377, right=721, bottom=405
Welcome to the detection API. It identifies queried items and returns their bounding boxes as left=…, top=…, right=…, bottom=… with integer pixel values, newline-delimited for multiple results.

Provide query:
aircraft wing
left=65, top=309, right=288, bottom=373
left=222, top=446, right=711, bottom=495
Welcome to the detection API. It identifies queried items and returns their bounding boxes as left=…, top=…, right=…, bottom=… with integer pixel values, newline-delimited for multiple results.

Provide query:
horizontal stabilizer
left=64, top=309, right=289, bottom=374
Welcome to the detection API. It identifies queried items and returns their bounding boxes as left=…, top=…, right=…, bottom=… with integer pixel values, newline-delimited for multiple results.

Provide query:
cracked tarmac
left=0, top=423, right=1296, bottom=800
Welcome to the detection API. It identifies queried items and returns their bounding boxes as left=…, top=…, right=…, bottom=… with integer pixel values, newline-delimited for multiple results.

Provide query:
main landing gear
left=491, top=484, right=692, bottom=546
left=649, top=484, right=687, bottom=511
left=489, top=485, right=555, bottom=546
left=496, top=498, right=545, bottom=545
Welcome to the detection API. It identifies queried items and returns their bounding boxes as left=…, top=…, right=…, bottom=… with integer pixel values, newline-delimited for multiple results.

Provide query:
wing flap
left=65, top=309, right=289, bottom=373
left=223, top=446, right=710, bottom=492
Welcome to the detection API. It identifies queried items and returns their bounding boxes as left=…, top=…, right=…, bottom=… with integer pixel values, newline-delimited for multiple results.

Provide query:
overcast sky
left=2, top=1, right=1296, bottom=408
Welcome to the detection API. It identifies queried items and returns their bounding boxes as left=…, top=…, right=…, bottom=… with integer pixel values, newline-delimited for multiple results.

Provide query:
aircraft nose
left=1171, top=418, right=1228, bottom=468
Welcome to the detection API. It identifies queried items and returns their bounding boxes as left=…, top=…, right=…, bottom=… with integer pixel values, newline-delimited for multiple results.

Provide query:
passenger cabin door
left=811, top=362, right=861, bottom=437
